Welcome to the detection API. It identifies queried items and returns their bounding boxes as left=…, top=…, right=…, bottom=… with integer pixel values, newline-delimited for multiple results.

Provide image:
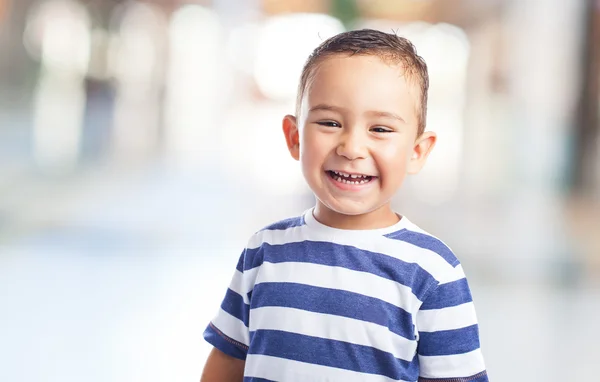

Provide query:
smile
left=326, top=170, right=376, bottom=185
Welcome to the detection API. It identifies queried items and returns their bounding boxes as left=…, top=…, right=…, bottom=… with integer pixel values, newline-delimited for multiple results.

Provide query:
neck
left=313, top=202, right=399, bottom=230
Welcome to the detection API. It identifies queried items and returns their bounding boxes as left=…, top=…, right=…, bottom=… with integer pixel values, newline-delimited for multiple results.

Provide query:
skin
left=200, top=348, right=245, bottom=382
left=283, top=54, right=437, bottom=230
left=201, top=53, right=437, bottom=381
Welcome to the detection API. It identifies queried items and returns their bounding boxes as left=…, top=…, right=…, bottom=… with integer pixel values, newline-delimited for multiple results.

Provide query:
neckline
left=303, top=207, right=411, bottom=237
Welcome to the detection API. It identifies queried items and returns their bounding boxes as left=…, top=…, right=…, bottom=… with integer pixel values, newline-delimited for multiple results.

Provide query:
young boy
left=201, top=29, right=488, bottom=382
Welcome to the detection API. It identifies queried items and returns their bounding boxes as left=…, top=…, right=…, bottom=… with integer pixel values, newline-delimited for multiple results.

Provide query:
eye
left=371, top=126, right=393, bottom=133
left=317, top=121, right=341, bottom=128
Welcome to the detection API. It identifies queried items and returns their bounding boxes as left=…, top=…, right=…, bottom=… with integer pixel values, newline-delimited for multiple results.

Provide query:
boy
left=201, top=29, right=488, bottom=382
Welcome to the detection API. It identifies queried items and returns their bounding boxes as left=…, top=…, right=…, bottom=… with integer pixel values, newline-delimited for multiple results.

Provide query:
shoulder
left=384, top=219, right=460, bottom=268
left=258, top=214, right=306, bottom=232
left=384, top=220, right=470, bottom=303
left=244, top=213, right=307, bottom=249
left=239, top=213, right=307, bottom=271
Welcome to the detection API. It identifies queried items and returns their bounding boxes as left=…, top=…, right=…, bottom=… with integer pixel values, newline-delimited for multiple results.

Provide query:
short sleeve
left=416, top=266, right=488, bottom=381
left=203, top=250, right=253, bottom=360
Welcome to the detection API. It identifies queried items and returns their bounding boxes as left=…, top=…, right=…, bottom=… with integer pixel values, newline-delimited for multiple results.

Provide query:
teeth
left=339, top=178, right=369, bottom=185
left=332, top=170, right=370, bottom=179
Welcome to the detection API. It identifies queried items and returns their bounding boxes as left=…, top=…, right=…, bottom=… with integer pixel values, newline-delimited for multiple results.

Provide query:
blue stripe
left=248, top=330, right=418, bottom=380
left=385, top=230, right=459, bottom=267
left=245, top=241, right=436, bottom=301
left=418, top=325, right=481, bottom=356
left=244, top=378, right=276, bottom=382
left=420, top=278, right=472, bottom=310
left=221, top=288, right=250, bottom=327
left=260, top=216, right=305, bottom=231
left=470, top=372, right=489, bottom=382
left=251, top=282, right=415, bottom=340
left=203, top=323, right=247, bottom=361
left=236, top=252, right=244, bottom=272
left=243, top=246, right=264, bottom=271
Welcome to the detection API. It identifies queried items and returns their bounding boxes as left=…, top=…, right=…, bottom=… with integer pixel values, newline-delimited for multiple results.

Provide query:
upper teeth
left=332, top=170, right=369, bottom=178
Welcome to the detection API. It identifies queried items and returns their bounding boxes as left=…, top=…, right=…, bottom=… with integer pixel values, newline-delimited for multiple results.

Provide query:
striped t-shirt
left=204, top=209, right=488, bottom=382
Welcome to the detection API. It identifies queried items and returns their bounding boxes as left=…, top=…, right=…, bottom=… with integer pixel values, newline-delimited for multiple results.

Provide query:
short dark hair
left=296, top=29, right=429, bottom=135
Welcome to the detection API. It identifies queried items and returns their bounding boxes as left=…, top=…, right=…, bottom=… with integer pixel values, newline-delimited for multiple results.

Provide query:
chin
left=323, top=199, right=377, bottom=217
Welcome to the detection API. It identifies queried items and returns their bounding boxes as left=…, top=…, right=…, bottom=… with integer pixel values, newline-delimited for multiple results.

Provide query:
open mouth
left=326, top=170, right=376, bottom=185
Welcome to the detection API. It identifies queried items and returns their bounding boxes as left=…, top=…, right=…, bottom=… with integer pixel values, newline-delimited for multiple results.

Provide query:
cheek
left=301, top=130, right=329, bottom=160
left=374, top=141, right=411, bottom=187
left=377, top=141, right=411, bottom=166
left=300, top=131, right=325, bottom=173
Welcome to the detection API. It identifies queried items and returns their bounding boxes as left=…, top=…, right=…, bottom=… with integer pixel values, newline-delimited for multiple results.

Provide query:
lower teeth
left=331, top=172, right=370, bottom=184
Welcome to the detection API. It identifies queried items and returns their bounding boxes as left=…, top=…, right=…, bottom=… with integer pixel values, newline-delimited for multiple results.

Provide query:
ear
left=282, top=114, right=300, bottom=161
left=407, top=131, right=436, bottom=174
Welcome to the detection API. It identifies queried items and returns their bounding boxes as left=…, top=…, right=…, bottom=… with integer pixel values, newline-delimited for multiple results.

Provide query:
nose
left=336, top=128, right=368, bottom=160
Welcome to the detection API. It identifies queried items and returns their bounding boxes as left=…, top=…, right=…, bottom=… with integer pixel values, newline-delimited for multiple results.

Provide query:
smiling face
left=283, top=54, right=436, bottom=229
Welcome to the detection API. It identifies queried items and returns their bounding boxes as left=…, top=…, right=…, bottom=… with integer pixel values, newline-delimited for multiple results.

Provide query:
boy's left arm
left=416, top=265, right=489, bottom=382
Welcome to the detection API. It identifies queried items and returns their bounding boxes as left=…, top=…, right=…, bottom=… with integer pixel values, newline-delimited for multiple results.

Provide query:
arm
left=416, top=266, right=488, bottom=381
left=202, top=248, right=255, bottom=381
left=201, top=347, right=245, bottom=382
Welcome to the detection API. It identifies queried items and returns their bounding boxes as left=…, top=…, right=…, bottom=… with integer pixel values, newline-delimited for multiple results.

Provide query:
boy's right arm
left=202, top=245, right=256, bottom=381
left=201, top=347, right=245, bottom=382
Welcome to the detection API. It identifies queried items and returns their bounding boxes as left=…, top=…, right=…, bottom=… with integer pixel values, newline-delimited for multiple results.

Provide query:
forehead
left=302, top=55, right=420, bottom=122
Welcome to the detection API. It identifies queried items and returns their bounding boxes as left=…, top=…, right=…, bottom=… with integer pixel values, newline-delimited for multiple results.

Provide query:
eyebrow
left=309, top=104, right=347, bottom=114
left=366, top=110, right=406, bottom=124
left=309, top=104, right=406, bottom=123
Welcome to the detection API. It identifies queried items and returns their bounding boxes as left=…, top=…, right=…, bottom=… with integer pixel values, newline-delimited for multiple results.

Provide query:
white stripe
left=246, top=225, right=305, bottom=249
left=256, top=261, right=421, bottom=314
left=211, top=308, right=249, bottom=347
left=245, top=354, right=407, bottom=382
left=249, top=306, right=417, bottom=362
left=247, top=224, right=462, bottom=283
left=419, top=349, right=486, bottom=379
left=228, top=270, right=249, bottom=304
left=243, top=266, right=259, bottom=290
left=451, top=264, right=465, bottom=280
left=228, top=267, right=260, bottom=304
left=417, top=302, right=478, bottom=332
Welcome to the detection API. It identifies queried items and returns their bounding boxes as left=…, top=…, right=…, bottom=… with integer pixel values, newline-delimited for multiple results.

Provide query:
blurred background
left=1, top=0, right=599, bottom=381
